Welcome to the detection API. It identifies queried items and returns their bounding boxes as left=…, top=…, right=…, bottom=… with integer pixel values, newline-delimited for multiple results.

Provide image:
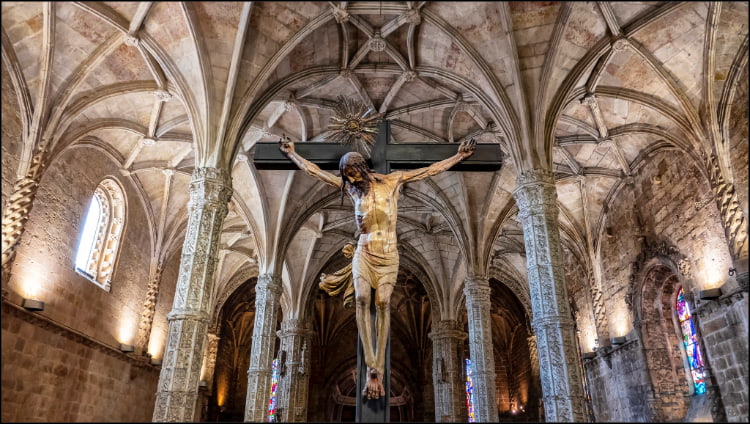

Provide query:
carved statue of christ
left=279, top=135, right=475, bottom=400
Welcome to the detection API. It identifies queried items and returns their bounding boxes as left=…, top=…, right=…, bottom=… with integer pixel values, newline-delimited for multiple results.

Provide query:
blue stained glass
left=267, top=358, right=279, bottom=422
left=676, top=287, right=706, bottom=395
left=466, top=358, right=476, bottom=422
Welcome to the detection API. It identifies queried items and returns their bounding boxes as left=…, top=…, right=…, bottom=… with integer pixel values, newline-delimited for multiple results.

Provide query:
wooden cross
left=252, top=119, right=503, bottom=173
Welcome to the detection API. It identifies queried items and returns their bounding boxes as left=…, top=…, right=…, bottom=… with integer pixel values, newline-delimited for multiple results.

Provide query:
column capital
left=463, top=277, right=491, bottom=300
left=429, top=319, right=467, bottom=341
left=279, top=318, right=314, bottom=338
left=257, top=273, right=282, bottom=295
left=515, top=168, right=555, bottom=187
left=166, top=309, right=209, bottom=322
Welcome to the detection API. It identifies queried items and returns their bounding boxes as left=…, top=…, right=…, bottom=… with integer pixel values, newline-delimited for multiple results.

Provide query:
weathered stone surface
left=2, top=301, right=160, bottom=422
left=244, top=273, right=282, bottom=422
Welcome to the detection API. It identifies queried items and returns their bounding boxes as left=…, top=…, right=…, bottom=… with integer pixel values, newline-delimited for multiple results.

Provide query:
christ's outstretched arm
left=399, top=138, right=476, bottom=183
left=279, top=135, right=342, bottom=188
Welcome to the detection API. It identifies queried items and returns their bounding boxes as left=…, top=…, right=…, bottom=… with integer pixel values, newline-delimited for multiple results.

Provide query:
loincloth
left=319, top=244, right=399, bottom=308
left=352, top=245, right=399, bottom=290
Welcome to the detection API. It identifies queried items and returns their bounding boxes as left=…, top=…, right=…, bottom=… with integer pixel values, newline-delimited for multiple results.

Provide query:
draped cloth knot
left=319, top=242, right=356, bottom=308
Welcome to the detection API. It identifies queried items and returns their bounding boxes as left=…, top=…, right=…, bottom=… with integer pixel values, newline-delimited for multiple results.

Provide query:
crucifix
left=253, top=119, right=503, bottom=173
left=253, top=118, right=502, bottom=422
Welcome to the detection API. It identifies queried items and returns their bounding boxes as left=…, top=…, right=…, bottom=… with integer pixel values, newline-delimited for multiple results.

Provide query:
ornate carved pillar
left=705, top=154, right=749, bottom=289
left=513, top=169, right=586, bottom=422
left=136, top=261, right=163, bottom=354
left=203, top=332, right=221, bottom=392
left=244, top=273, right=282, bottom=422
left=526, top=333, right=544, bottom=420
left=276, top=318, right=313, bottom=422
left=429, top=319, right=468, bottom=422
left=1, top=146, right=49, bottom=281
left=464, top=278, right=499, bottom=422
left=152, top=167, right=232, bottom=422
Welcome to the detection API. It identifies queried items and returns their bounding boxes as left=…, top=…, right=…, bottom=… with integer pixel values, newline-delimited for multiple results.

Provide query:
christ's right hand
left=279, top=134, right=294, bottom=154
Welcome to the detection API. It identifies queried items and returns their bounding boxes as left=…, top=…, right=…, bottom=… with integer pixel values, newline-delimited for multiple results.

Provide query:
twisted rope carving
left=136, top=266, right=162, bottom=352
left=706, top=154, right=748, bottom=262
left=2, top=147, right=48, bottom=276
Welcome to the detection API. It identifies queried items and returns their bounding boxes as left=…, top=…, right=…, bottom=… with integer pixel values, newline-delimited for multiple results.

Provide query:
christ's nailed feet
left=363, top=368, right=385, bottom=400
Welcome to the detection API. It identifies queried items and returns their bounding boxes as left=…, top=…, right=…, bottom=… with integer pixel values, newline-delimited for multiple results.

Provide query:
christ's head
left=339, top=152, right=373, bottom=198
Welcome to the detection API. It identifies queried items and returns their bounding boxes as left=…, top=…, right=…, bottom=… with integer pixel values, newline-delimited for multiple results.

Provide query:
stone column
left=153, top=167, right=232, bottom=422
left=276, top=318, right=313, bottom=422
left=429, top=319, right=468, bottom=422
left=526, top=334, right=544, bottom=420
left=464, top=278, right=499, bottom=422
left=1, top=146, right=49, bottom=281
left=244, top=273, right=282, bottom=422
left=203, top=332, right=221, bottom=391
left=513, top=169, right=586, bottom=421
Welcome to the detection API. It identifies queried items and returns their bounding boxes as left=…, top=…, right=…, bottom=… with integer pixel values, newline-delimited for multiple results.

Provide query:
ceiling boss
left=327, top=96, right=384, bottom=156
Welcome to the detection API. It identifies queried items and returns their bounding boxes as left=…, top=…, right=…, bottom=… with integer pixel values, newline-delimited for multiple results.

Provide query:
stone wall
left=728, top=65, right=748, bottom=221
left=1, top=301, right=160, bottom=422
left=2, top=145, right=175, bottom=420
left=585, top=149, right=746, bottom=421
left=584, top=339, right=653, bottom=422
left=1, top=63, right=23, bottom=212
left=694, top=291, right=749, bottom=422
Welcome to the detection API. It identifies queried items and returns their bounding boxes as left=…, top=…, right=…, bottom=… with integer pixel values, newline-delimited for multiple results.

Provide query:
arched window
left=75, top=178, right=125, bottom=291
left=675, top=287, right=706, bottom=395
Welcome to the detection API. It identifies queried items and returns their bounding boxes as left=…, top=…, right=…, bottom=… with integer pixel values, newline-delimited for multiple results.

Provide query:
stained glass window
left=267, top=358, right=279, bottom=422
left=466, top=358, right=476, bottom=422
left=676, top=287, right=706, bottom=395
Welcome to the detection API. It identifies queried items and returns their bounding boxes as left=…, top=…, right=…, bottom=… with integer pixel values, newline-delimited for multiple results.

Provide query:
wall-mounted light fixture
left=22, top=298, right=45, bottom=311
left=150, top=358, right=162, bottom=366
left=119, top=344, right=135, bottom=353
left=582, top=352, right=596, bottom=359
left=610, top=336, right=627, bottom=345
left=699, top=287, right=722, bottom=300
left=199, top=380, right=208, bottom=388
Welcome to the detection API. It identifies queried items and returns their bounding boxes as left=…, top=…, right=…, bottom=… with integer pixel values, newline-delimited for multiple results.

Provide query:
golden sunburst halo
left=327, top=95, right=383, bottom=156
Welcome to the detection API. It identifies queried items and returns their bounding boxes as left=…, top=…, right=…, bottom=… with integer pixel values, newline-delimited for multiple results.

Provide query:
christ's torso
left=350, top=173, right=402, bottom=254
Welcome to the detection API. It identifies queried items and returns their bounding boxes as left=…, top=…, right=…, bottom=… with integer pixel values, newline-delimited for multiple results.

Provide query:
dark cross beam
left=253, top=119, right=503, bottom=174
left=251, top=119, right=502, bottom=422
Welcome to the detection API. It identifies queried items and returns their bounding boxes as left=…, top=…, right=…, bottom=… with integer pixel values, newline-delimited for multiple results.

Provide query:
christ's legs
left=354, top=274, right=376, bottom=370
left=374, top=279, right=394, bottom=374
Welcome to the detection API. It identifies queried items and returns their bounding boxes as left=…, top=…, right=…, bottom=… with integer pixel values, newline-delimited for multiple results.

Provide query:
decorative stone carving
left=153, top=167, right=232, bottom=422
left=705, top=154, right=748, bottom=286
left=403, top=70, right=418, bottom=82
left=244, top=273, right=282, bottom=422
left=276, top=319, right=313, bottom=422
left=155, top=90, right=172, bottom=102
left=283, top=99, right=297, bottom=112
left=678, top=258, right=691, bottom=278
left=137, top=264, right=163, bottom=353
left=404, top=9, right=421, bottom=25
left=332, top=6, right=350, bottom=24
left=124, top=34, right=140, bottom=47
left=463, top=277, right=499, bottom=422
left=202, top=333, right=221, bottom=391
left=612, top=37, right=630, bottom=51
left=429, top=320, right=467, bottom=422
left=1, top=146, right=49, bottom=279
left=368, top=31, right=386, bottom=52
left=625, top=237, right=685, bottom=312
left=513, top=170, right=587, bottom=422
